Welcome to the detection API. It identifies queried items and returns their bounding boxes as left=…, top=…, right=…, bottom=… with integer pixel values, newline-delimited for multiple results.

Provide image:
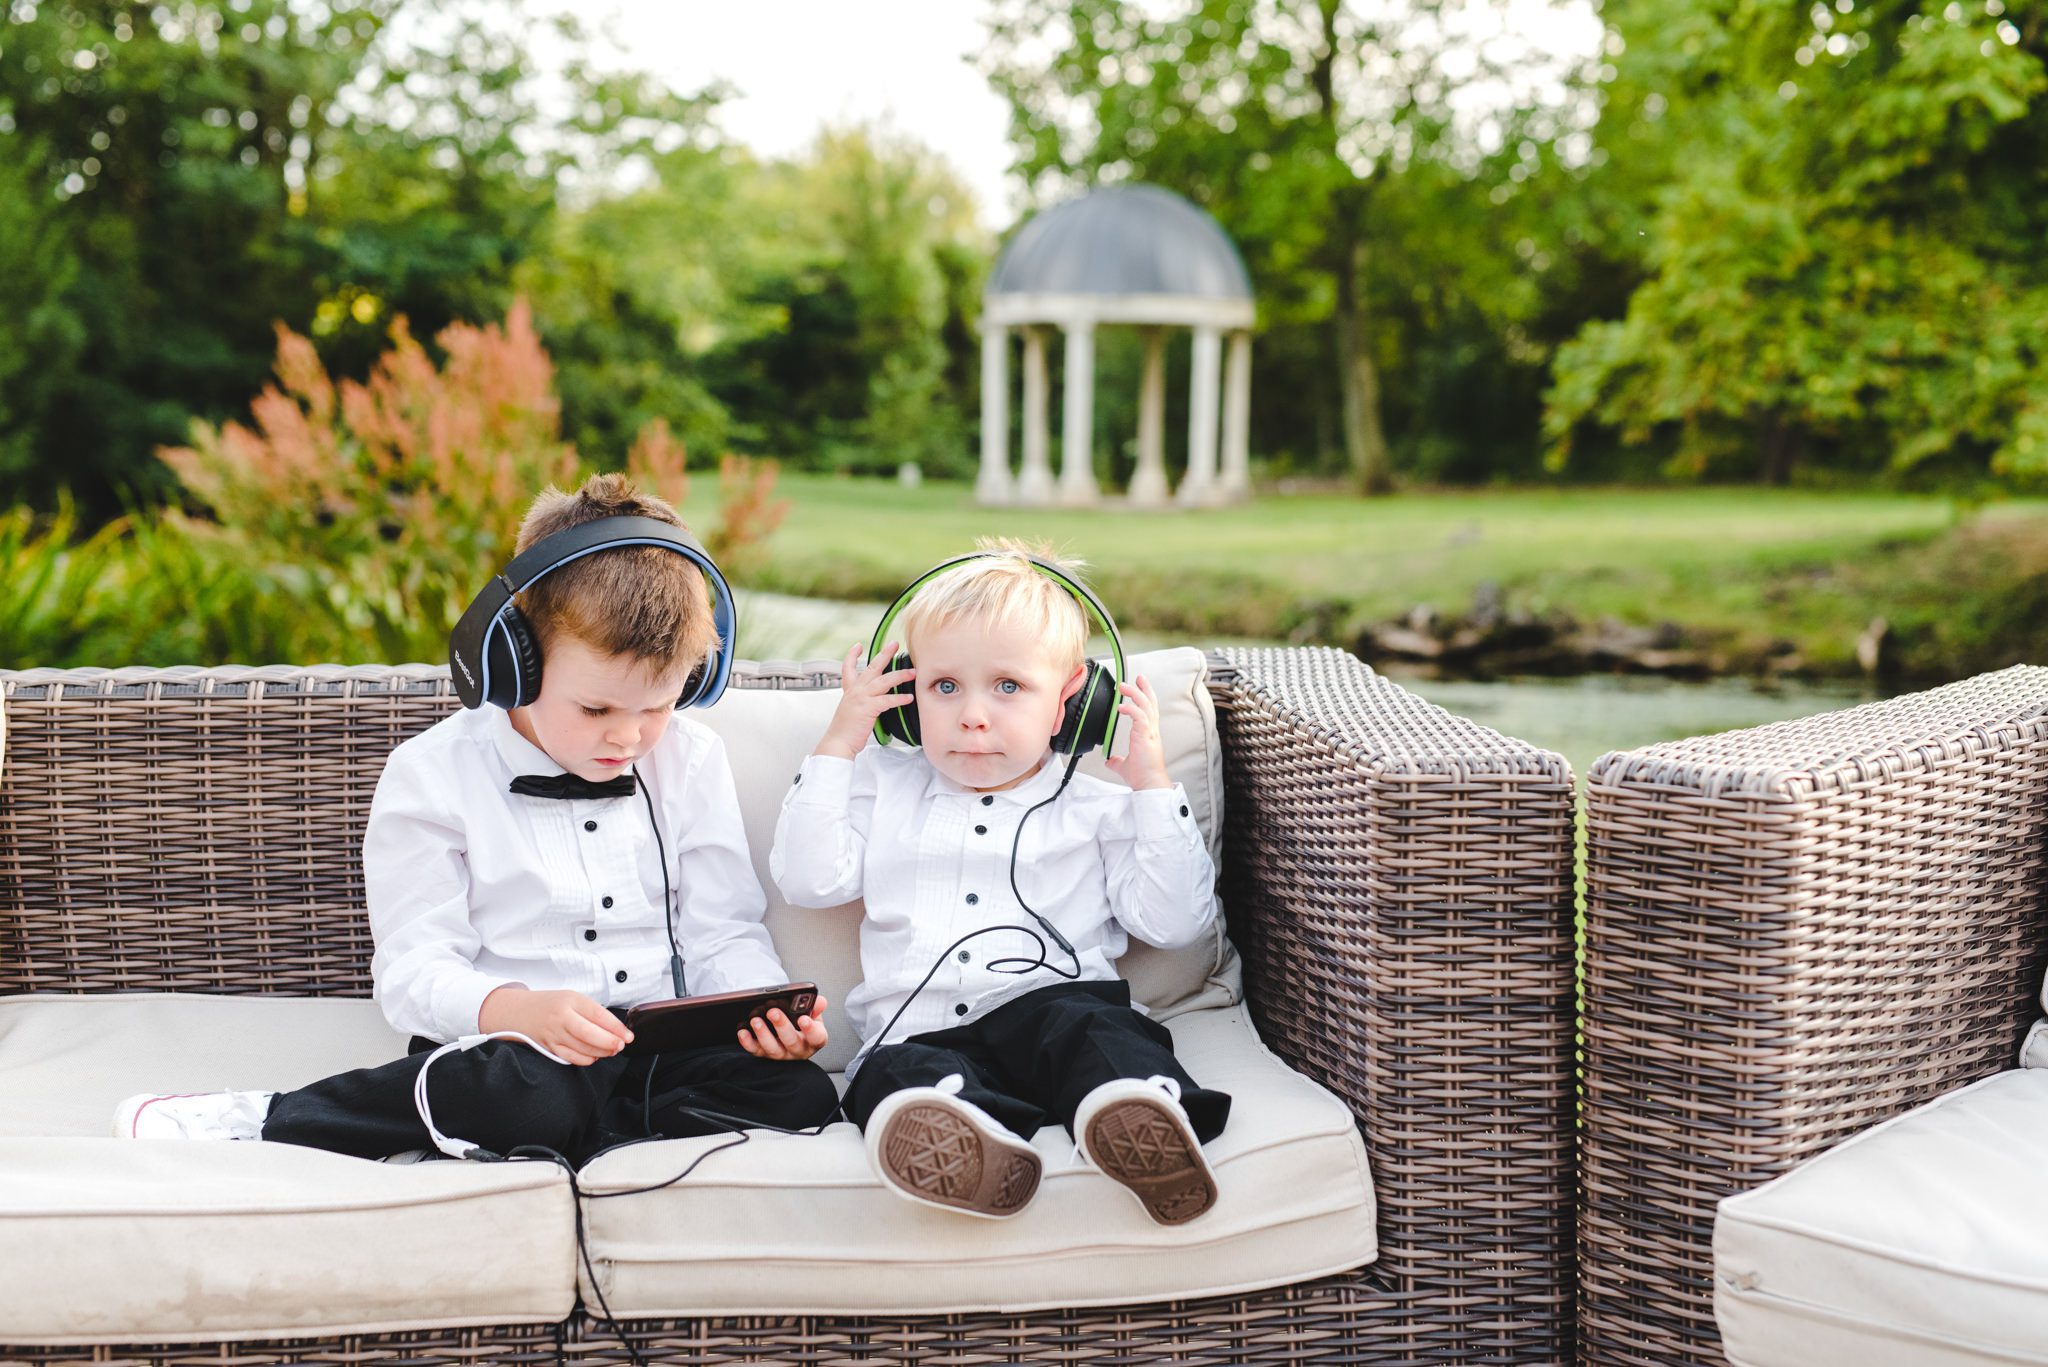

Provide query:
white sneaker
left=865, top=1073, right=1041, bottom=1219
left=112, top=1090, right=274, bottom=1141
left=1074, top=1075, right=1218, bottom=1225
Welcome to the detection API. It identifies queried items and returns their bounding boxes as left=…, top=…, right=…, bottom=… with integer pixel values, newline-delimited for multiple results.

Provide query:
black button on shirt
left=614, top=970, right=628, bottom=983
left=584, top=820, right=598, bottom=832
left=601, top=896, right=614, bottom=908
left=980, top=795, right=994, bottom=806
left=583, top=929, right=597, bottom=942
left=965, top=893, right=979, bottom=905
left=974, top=825, right=988, bottom=835
left=957, top=950, right=971, bottom=963
left=953, top=1003, right=969, bottom=1016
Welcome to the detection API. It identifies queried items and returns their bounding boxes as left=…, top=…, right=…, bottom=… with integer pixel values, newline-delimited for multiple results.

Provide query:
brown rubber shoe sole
left=876, top=1099, right=1041, bottom=1218
left=1083, top=1095, right=1218, bottom=1225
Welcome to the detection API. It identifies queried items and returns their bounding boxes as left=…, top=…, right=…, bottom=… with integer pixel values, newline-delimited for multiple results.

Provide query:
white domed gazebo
left=978, top=185, right=1256, bottom=508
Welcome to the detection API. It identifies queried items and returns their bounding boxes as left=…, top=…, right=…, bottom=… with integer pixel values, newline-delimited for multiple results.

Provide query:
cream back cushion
left=698, top=646, right=1241, bottom=1073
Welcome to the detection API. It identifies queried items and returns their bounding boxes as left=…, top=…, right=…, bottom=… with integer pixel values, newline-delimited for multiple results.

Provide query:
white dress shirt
left=770, top=744, right=1216, bottom=1070
left=365, top=705, right=787, bottom=1043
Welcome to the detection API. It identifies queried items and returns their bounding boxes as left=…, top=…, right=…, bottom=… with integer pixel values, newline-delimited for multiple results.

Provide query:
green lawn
left=716, top=476, right=2048, bottom=677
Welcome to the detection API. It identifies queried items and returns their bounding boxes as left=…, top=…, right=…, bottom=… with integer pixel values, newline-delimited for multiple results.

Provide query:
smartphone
left=620, top=982, right=820, bottom=1057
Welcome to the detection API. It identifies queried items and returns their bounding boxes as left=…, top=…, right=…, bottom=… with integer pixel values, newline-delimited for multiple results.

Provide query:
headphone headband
left=867, top=552, right=1125, bottom=753
left=449, top=515, right=737, bottom=711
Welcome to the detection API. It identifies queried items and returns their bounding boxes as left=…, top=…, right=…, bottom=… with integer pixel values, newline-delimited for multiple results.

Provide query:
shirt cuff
left=787, top=752, right=856, bottom=807
left=437, top=972, right=517, bottom=1043
left=1132, top=783, right=1199, bottom=841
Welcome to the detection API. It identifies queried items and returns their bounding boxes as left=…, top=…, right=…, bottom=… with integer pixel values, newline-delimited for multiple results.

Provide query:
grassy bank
left=720, top=476, right=2048, bottom=679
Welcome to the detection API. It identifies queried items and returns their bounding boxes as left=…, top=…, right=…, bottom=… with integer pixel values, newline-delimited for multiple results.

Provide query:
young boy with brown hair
left=115, top=474, right=835, bottom=1163
left=770, top=541, right=1230, bottom=1224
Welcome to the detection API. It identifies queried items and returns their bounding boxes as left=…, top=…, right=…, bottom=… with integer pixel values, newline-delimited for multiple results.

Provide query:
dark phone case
left=620, top=982, right=819, bottom=1057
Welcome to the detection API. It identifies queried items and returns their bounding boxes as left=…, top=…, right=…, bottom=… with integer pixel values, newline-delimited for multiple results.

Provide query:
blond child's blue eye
left=997, top=679, right=1020, bottom=694
left=934, top=679, right=957, bottom=695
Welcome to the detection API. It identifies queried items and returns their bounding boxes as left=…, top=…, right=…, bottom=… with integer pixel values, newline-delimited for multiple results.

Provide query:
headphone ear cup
left=1054, top=660, right=1117, bottom=755
left=486, top=608, right=545, bottom=710
left=874, top=652, right=920, bottom=745
left=674, top=644, right=712, bottom=710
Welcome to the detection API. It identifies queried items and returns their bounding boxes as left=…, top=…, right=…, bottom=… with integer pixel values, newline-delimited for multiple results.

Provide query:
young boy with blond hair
left=116, top=474, right=836, bottom=1162
left=770, top=541, right=1230, bottom=1224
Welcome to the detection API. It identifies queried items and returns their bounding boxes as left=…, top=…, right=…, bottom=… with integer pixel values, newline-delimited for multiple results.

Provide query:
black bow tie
left=509, top=772, right=638, bottom=801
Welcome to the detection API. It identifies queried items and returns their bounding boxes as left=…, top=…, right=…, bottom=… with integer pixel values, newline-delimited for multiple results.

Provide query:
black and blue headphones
left=867, top=552, right=1124, bottom=756
left=448, top=515, right=737, bottom=712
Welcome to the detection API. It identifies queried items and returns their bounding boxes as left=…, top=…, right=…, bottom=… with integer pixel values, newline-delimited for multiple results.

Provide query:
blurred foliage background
left=1, top=0, right=2043, bottom=670
left=0, top=0, right=993, bottom=517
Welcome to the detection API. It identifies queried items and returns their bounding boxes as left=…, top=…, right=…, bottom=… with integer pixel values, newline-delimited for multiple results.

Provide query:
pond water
left=736, top=591, right=1880, bottom=779
left=1389, top=672, right=1876, bottom=781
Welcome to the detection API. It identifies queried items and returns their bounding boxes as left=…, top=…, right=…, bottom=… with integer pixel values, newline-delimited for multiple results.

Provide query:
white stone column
left=1128, top=327, right=1170, bottom=508
left=1179, top=324, right=1222, bottom=505
left=976, top=326, right=1012, bottom=504
left=1017, top=326, right=1054, bottom=504
left=1220, top=330, right=1252, bottom=501
left=1058, top=321, right=1099, bottom=505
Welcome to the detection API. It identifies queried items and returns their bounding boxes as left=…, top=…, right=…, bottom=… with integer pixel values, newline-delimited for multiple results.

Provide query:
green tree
left=0, top=0, right=402, bottom=512
left=304, top=7, right=656, bottom=376
left=1546, top=1, right=2048, bottom=484
left=0, top=137, right=84, bottom=488
left=0, top=1, right=724, bottom=511
left=514, top=71, right=756, bottom=468
left=983, top=0, right=1597, bottom=493
left=707, top=126, right=988, bottom=476
left=792, top=126, right=984, bottom=476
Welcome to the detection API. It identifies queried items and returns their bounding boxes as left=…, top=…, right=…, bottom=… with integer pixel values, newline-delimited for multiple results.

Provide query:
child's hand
left=737, top=991, right=831, bottom=1062
left=1105, top=675, right=1173, bottom=791
left=815, top=644, right=916, bottom=760
left=478, top=986, right=632, bottom=1067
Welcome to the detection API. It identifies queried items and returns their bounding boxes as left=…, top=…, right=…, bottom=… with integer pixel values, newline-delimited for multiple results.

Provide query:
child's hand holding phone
left=478, top=986, right=633, bottom=1066
left=737, top=991, right=831, bottom=1061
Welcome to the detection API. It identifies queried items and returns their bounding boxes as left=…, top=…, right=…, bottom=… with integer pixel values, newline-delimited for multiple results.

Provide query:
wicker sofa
left=0, top=646, right=1577, bottom=1366
left=1577, top=665, right=2048, bottom=1365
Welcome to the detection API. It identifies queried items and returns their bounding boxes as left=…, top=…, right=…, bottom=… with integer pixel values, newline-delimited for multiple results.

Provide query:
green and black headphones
left=867, top=552, right=1125, bottom=756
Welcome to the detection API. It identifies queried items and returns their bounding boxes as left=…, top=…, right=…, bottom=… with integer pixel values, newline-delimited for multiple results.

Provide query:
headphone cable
left=637, top=772, right=687, bottom=1000
left=857, top=745, right=1088, bottom=1057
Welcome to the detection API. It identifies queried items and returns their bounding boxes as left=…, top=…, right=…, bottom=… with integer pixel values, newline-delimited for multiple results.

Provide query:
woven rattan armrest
left=1578, top=663, right=2048, bottom=1366
left=1204, top=647, right=1579, bottom=1346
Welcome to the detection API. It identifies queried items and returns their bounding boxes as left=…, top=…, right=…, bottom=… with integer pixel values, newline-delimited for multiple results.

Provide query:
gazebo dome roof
left=989, top=184, right=1252, bottom=300
left=983, top=185, right=1255, bottom=330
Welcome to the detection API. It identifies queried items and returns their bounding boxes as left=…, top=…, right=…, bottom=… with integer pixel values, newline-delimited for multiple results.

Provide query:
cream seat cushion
left=0, top=996, right=1376, bottom=1331
left=0, top=994, right=577, bottom=1344
left=1714, top=1069, right=2048, bottom=1367
left=576, top=1004, right=1377, bottom=1316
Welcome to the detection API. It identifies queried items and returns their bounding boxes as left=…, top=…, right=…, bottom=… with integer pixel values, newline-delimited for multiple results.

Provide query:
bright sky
left=553, top=0, right=1606, bottom=230
left=559, top=1, right=1022, bottom=225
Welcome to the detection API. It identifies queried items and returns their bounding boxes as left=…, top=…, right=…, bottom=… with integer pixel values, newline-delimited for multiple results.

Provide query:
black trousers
left=842, top=980, right=1230, bottom=1143
left=262, top=1035, right=838, bottom=1166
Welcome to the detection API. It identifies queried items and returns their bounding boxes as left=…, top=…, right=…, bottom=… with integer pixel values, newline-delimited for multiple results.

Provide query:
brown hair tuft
left=512, top=473, right=716, bottom=685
